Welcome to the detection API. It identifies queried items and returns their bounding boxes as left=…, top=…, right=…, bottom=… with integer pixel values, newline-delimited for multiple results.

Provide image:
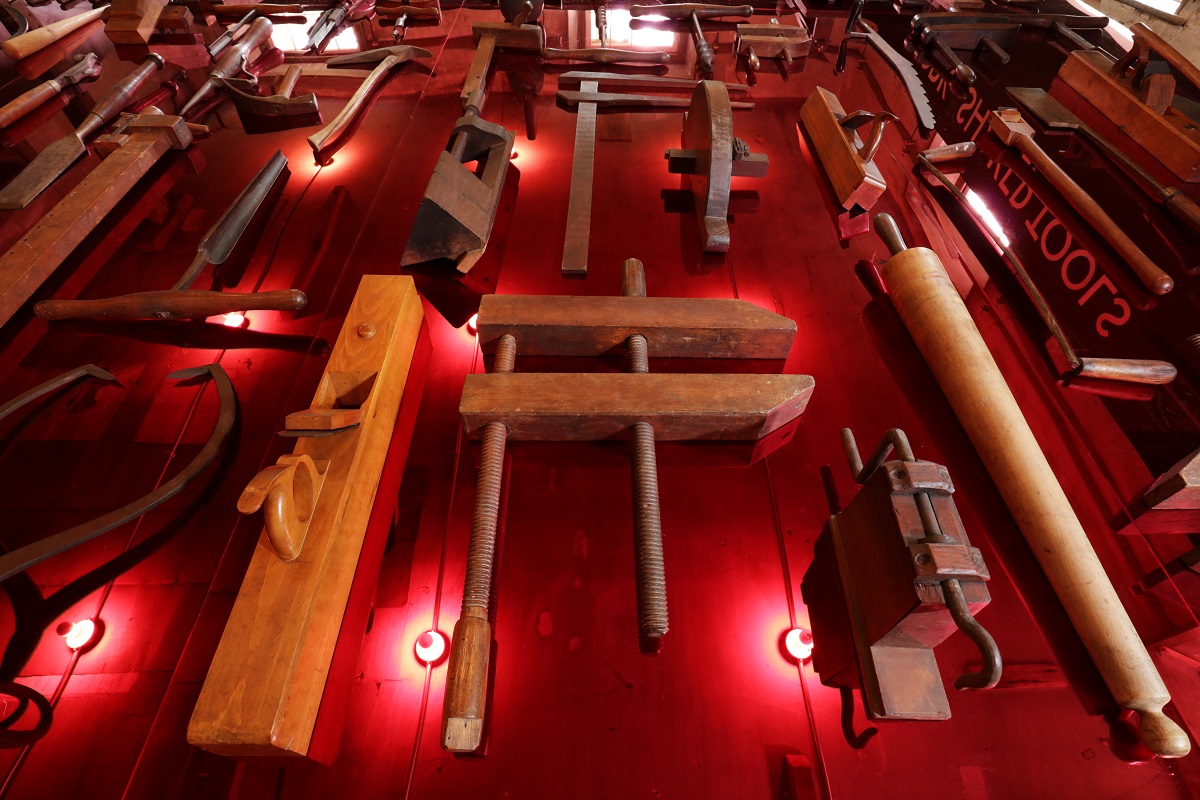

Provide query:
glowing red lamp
left=414, top=630, right=447, bottom=665
left=57, top=619, right=97, bottom=651
left=466, top=313, right=478, bottom=335
left=785, top=627, right=814, bottom=662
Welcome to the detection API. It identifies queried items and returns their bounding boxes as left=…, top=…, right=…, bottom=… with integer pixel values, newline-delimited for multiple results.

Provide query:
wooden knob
left=1139, top=709, right=1192, bottom=758
left=237, top=454, right=322, bottom=561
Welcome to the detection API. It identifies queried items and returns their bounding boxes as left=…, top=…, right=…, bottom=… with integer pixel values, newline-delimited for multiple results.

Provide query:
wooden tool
left=799, top=87, right=894, bottom=215
left=375, top=3, right=440, bottom=40
left=836, top=0, right=936, bottom=132
left=178, top=17, right=274, bottom=119
left=665, top=80, right=767, bottom=253
left=304, top=0, right=372, bottom=53
left=917, top=142, right=1176, bottom=386
left=106, top=0, right=169, bottom=44
left=735, top=17, right=810, bottom=71
left=802, top=428, right=1000, bottom=720
left=989, top=108, right=1173, bottom=295
left=914, top=25, right=976, bottom=85
left=33, top=151, right=304, bottom=321
left=0, top=53, right=101, bottom=129
left=872, top=213, right=1190, bottom=758
left=445, top=257, right=810, bottom=753
left=221, top=65, right=322, bottom=133
left=1056, top=50, right=1200, bottom=184
left=189, top=275, right=427, bottom=760
left=0, top=5, right=106, bottom=60
left=306, top=45, right=431, bottom=164
left=1144, top=447, right=1200, bottom=510
left=0, top=108, right=200, bottom=329
left=630, top=4, right=750, bottom=71
left=557, top=73, right=752, bottom=275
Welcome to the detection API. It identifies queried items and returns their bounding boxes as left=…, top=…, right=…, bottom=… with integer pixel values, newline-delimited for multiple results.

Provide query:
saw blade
left=861, top=27, right=938, bottom=133
left=0, top=133, right=87, bottom=210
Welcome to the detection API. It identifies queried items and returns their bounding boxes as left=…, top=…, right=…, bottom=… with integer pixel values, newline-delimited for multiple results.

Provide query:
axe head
left=325, top=45, right=433, bottom=68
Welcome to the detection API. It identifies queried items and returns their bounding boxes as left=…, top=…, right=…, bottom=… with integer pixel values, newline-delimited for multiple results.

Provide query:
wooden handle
left=0, top=81, right=59, bottom=129
left=277, top=65, right=303, bottom=98
left=34, top=289, right=307, bottom=320
left=1130, top=22, right=1200, bottom=90
left=1077, top=358, right=1177, bottom=385
left=630, top=3, right=753, bottom=18
left=879, top=242, right=1190, bottom=759
left=542, top=47, right=669, bottom=64
left=376, top=4, right=441, bottom=16
left=308, top=55, right=397, bottom=158
left=0, top=6, right=107, bottom=60
left=213, top=3, right=304, bottom=17
left=462, top=34, right=496, bottom=112
left=442, top=611, right=491, bottom=751
left=1013, top=134, right=1174, bottom=295
left=238, top=454, right=321, bottom=561
left=1161, top=191, right=1200, bottom=235
left=84, top=54, right=164, bottom=136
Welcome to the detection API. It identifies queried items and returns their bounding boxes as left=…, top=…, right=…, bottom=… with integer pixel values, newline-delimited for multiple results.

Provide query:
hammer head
left=219, top=78, right=323, bottom=134
left=988, top=107, right=1036, bottom=145
left=325, top=45, right=432, bottom=68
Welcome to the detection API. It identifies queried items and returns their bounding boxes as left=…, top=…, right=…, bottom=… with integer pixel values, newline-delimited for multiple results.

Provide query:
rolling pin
left=874, top=212, right=1191, bottom=759
left=1, top=5, right=107, bottom=60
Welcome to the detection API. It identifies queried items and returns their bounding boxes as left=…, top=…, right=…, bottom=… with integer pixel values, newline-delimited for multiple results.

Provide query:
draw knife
left=0, top=364, right=117, bottom=425
left=0, top=364, right=236, bottom=585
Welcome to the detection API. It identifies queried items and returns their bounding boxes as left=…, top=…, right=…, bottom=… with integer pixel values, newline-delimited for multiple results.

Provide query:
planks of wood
left=1055, top=51, right=1200, bottom=184
left=188, top=275, right=426, bottom=759
left=460, top=373, right=814, bottom=440
left=798, top=87, right=885, bottom=211
left=477, top=294, right=796, bottom=358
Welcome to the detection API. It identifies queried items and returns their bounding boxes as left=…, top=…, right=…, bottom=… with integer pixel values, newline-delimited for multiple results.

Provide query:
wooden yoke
left=665, top=81, right=768, bottom=253
left=189, top=275, right=426, bottom=760
left=445, top=260, right=812, bottom=753
left=0, top=109, right=196, bottom=330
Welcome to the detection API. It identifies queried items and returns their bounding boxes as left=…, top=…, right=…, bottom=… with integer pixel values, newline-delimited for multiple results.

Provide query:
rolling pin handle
left=874, top=213, right=908, bottom=256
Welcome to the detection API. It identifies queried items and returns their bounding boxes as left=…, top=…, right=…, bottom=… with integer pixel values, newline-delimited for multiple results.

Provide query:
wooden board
left=562, top=79, right=598, bottom=276
left=477, top=294, right=796, bottom=358
left=798, top=87, right=886, bottom=212
left=188, top=275, right=426, bottom=759
left=459, top=373, right=814, bottom=441
left=1056, top=51, right=1200, bottom=184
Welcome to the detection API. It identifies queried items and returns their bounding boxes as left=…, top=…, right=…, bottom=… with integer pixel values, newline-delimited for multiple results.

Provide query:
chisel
left=0, top=54, right=164, bottom=210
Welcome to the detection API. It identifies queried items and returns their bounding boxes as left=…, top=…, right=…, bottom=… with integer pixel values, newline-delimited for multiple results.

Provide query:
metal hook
left=841, top=427, right=915, bottom=483
left=943, top=578, right=1003, bottom=690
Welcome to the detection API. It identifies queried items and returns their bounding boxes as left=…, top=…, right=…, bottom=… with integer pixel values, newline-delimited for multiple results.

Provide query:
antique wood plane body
left=802, top=429, right=1000, bottom=720
left=189, top=275, right=430, bottom=762
left=665, top=81, right=768, bottom=253
left=444, top=259, right=812, bottom=753
left=798, top=87, right=893, bottom=216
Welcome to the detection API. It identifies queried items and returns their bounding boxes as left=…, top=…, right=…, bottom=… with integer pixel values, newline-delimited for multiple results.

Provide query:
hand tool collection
left=0, top=0, right=1198, bottom=774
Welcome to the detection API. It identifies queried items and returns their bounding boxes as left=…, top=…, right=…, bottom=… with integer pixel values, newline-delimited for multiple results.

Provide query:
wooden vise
left=443, top=258, right=813, bottom=753
left=188, top=275, right=429, bottom=762
left=801, top=428, right=1001, bottom=720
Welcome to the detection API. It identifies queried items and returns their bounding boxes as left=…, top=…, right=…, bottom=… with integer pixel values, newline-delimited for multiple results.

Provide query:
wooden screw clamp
left=804, top=428, right=1000, bottom=720
left=872, top=213, right=1190, bottom=758
left=665, top=80, right=768, bottom=253
left=189, top=275, right=427, bottom=760
left=444, top=258, right=813, bottom=753
left=735, top=16, right=810, bottom=71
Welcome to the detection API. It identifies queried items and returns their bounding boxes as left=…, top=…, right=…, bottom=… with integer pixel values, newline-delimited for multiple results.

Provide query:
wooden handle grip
left=0, top=6, right=107, bottom=60
left=542, top=47, right=669, bottom=64
left=237, top=454, right=321, bottom=562
left=1077, top=358, right=1177, bottom=385
left=881, top=246, right=1190, bottom=759
left=630, top=3, right=753, bottom=18
left=376, top=4, right=441, bottom=16
left=0, top=81, right=59, bottom=129
left=1162, top=191, right=1200, bottom=235
left=308, top=56, right=397, bottom=158
left=442, top=612, right=491, bottom=752
left=34, top=289, right=307, bottom=320
left=1015, top=135, right=1174, bottom=295
left=1130, top=22, right=1200, bottom=91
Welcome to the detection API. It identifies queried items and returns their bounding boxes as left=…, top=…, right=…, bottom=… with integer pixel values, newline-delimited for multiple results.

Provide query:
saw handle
left=630, top=3, right=753, bottom=18
left=542, top=46, right=669, bottom=64
left=34, top=289, right=307, bottom=320
left=308, top=54, right=401, bottom=161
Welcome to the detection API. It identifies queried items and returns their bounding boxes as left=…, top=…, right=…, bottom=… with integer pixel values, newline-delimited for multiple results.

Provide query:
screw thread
left=632, top=420, right=668, bottom=638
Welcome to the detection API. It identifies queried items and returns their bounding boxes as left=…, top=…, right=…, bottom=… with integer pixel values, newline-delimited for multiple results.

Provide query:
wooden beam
left=477, top=295, right=796, bottom=358
left=460, top=373, right=814, bottom=440
left=562, top=79, right=598, bottom=276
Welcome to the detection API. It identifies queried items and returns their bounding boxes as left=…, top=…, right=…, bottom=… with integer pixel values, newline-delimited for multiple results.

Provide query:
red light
left=785, top=627, right=813, bottom=661
left=466, top=313, right=478, bottom=335
left=414, top=630, right=446, bottom=664
left=58, top=619, right=97, bottom=650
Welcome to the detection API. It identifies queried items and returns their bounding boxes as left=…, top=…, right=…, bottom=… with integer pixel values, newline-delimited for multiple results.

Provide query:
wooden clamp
left=399, top=112, right=515, bottom=273
left=798, top=87, right=893, bottom=214
left=802, top=428, right=1000, bottom=721
left=445, top=258, right=811, bottom=753
left=735, top=16, right=810, bottom=71
left=664, top=81, right=768, bottom=253
left=189, top=275, right=427, bottom=761
left=0, top=109, right=196, bottom=330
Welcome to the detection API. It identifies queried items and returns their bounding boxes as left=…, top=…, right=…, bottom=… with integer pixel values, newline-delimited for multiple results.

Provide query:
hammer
left=221, top=65, right=322, bottom=134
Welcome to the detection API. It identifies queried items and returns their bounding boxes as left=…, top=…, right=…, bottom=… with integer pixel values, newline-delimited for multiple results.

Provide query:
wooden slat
left=562, top=79, right=598, bottom=276
left=188, top=275, right=425, bottom=759
left=459, top=373, right=814, bottom=440
left=1143, top=445, right=1200, bottom=509
left=477, top=294, right=796, bottom=358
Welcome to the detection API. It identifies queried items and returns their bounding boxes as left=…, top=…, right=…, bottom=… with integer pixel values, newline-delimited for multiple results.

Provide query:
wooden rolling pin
left=873, top=212, right=1190, bottom=759
left=1, top=6, right=107, bottom=60
left=989, top=108, right=1173, bottom=296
